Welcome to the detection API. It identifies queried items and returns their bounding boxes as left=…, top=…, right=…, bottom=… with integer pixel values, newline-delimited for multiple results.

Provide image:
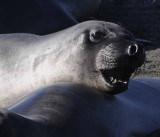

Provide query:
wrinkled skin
left=0, top=21, right=145, bottom=106
left=0, top=0, right=101, bottom=35
left=0, top=78, right=160, bottom=137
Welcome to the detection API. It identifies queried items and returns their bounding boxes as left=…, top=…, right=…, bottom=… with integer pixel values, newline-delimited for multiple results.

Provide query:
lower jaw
left=105, top=83, right=128, bottom=95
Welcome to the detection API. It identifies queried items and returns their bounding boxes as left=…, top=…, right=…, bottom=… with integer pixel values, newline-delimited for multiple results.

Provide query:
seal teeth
left=110, top=77, right=114, bottom=82
left=113, top=78, right=117, bottom=83
left=110, top=77, right=127, bottom=84
left=110, top=77, right=118, bottom=83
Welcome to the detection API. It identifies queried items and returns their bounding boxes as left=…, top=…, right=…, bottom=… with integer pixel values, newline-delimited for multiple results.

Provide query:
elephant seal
left=0, top=78, right=160, bottom=137
left=0, top=0, right=101, bottom=35
left=0, top=21, right=145, bottom=106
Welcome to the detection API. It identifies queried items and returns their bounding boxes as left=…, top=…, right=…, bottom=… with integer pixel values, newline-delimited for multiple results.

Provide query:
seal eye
left=90, top=30, right=105, bottom=43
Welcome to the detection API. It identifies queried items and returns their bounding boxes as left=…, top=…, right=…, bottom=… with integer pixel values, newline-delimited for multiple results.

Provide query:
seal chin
left=100, top=67, right=133, bottom=95
left=105, top=81, right=129, bottom=95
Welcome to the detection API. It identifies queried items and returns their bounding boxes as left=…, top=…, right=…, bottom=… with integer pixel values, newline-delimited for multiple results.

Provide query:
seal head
left=64, top=21, right=145, bottom=95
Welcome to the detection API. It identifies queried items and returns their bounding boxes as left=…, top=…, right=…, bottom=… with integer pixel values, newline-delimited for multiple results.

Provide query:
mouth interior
left=100, top=67, right=133, bottom=88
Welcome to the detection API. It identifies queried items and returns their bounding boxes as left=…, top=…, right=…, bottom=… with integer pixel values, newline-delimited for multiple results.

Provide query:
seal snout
left=97, top=40, right=146, bottom=95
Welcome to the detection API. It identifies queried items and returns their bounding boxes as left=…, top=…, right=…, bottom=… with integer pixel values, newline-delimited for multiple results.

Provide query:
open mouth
left=100, top=67, right=134, bottom=95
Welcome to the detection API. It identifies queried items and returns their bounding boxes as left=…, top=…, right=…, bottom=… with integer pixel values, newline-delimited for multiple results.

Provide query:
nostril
left=128, top=44, right=138, bottom=56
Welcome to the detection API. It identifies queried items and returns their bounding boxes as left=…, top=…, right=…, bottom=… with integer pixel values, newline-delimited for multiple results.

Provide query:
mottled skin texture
left=0, top=79, right=160, bottom=137
left=0, top=21, right=145, bottom=106
left=0, top=0, right=101, bottom=35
